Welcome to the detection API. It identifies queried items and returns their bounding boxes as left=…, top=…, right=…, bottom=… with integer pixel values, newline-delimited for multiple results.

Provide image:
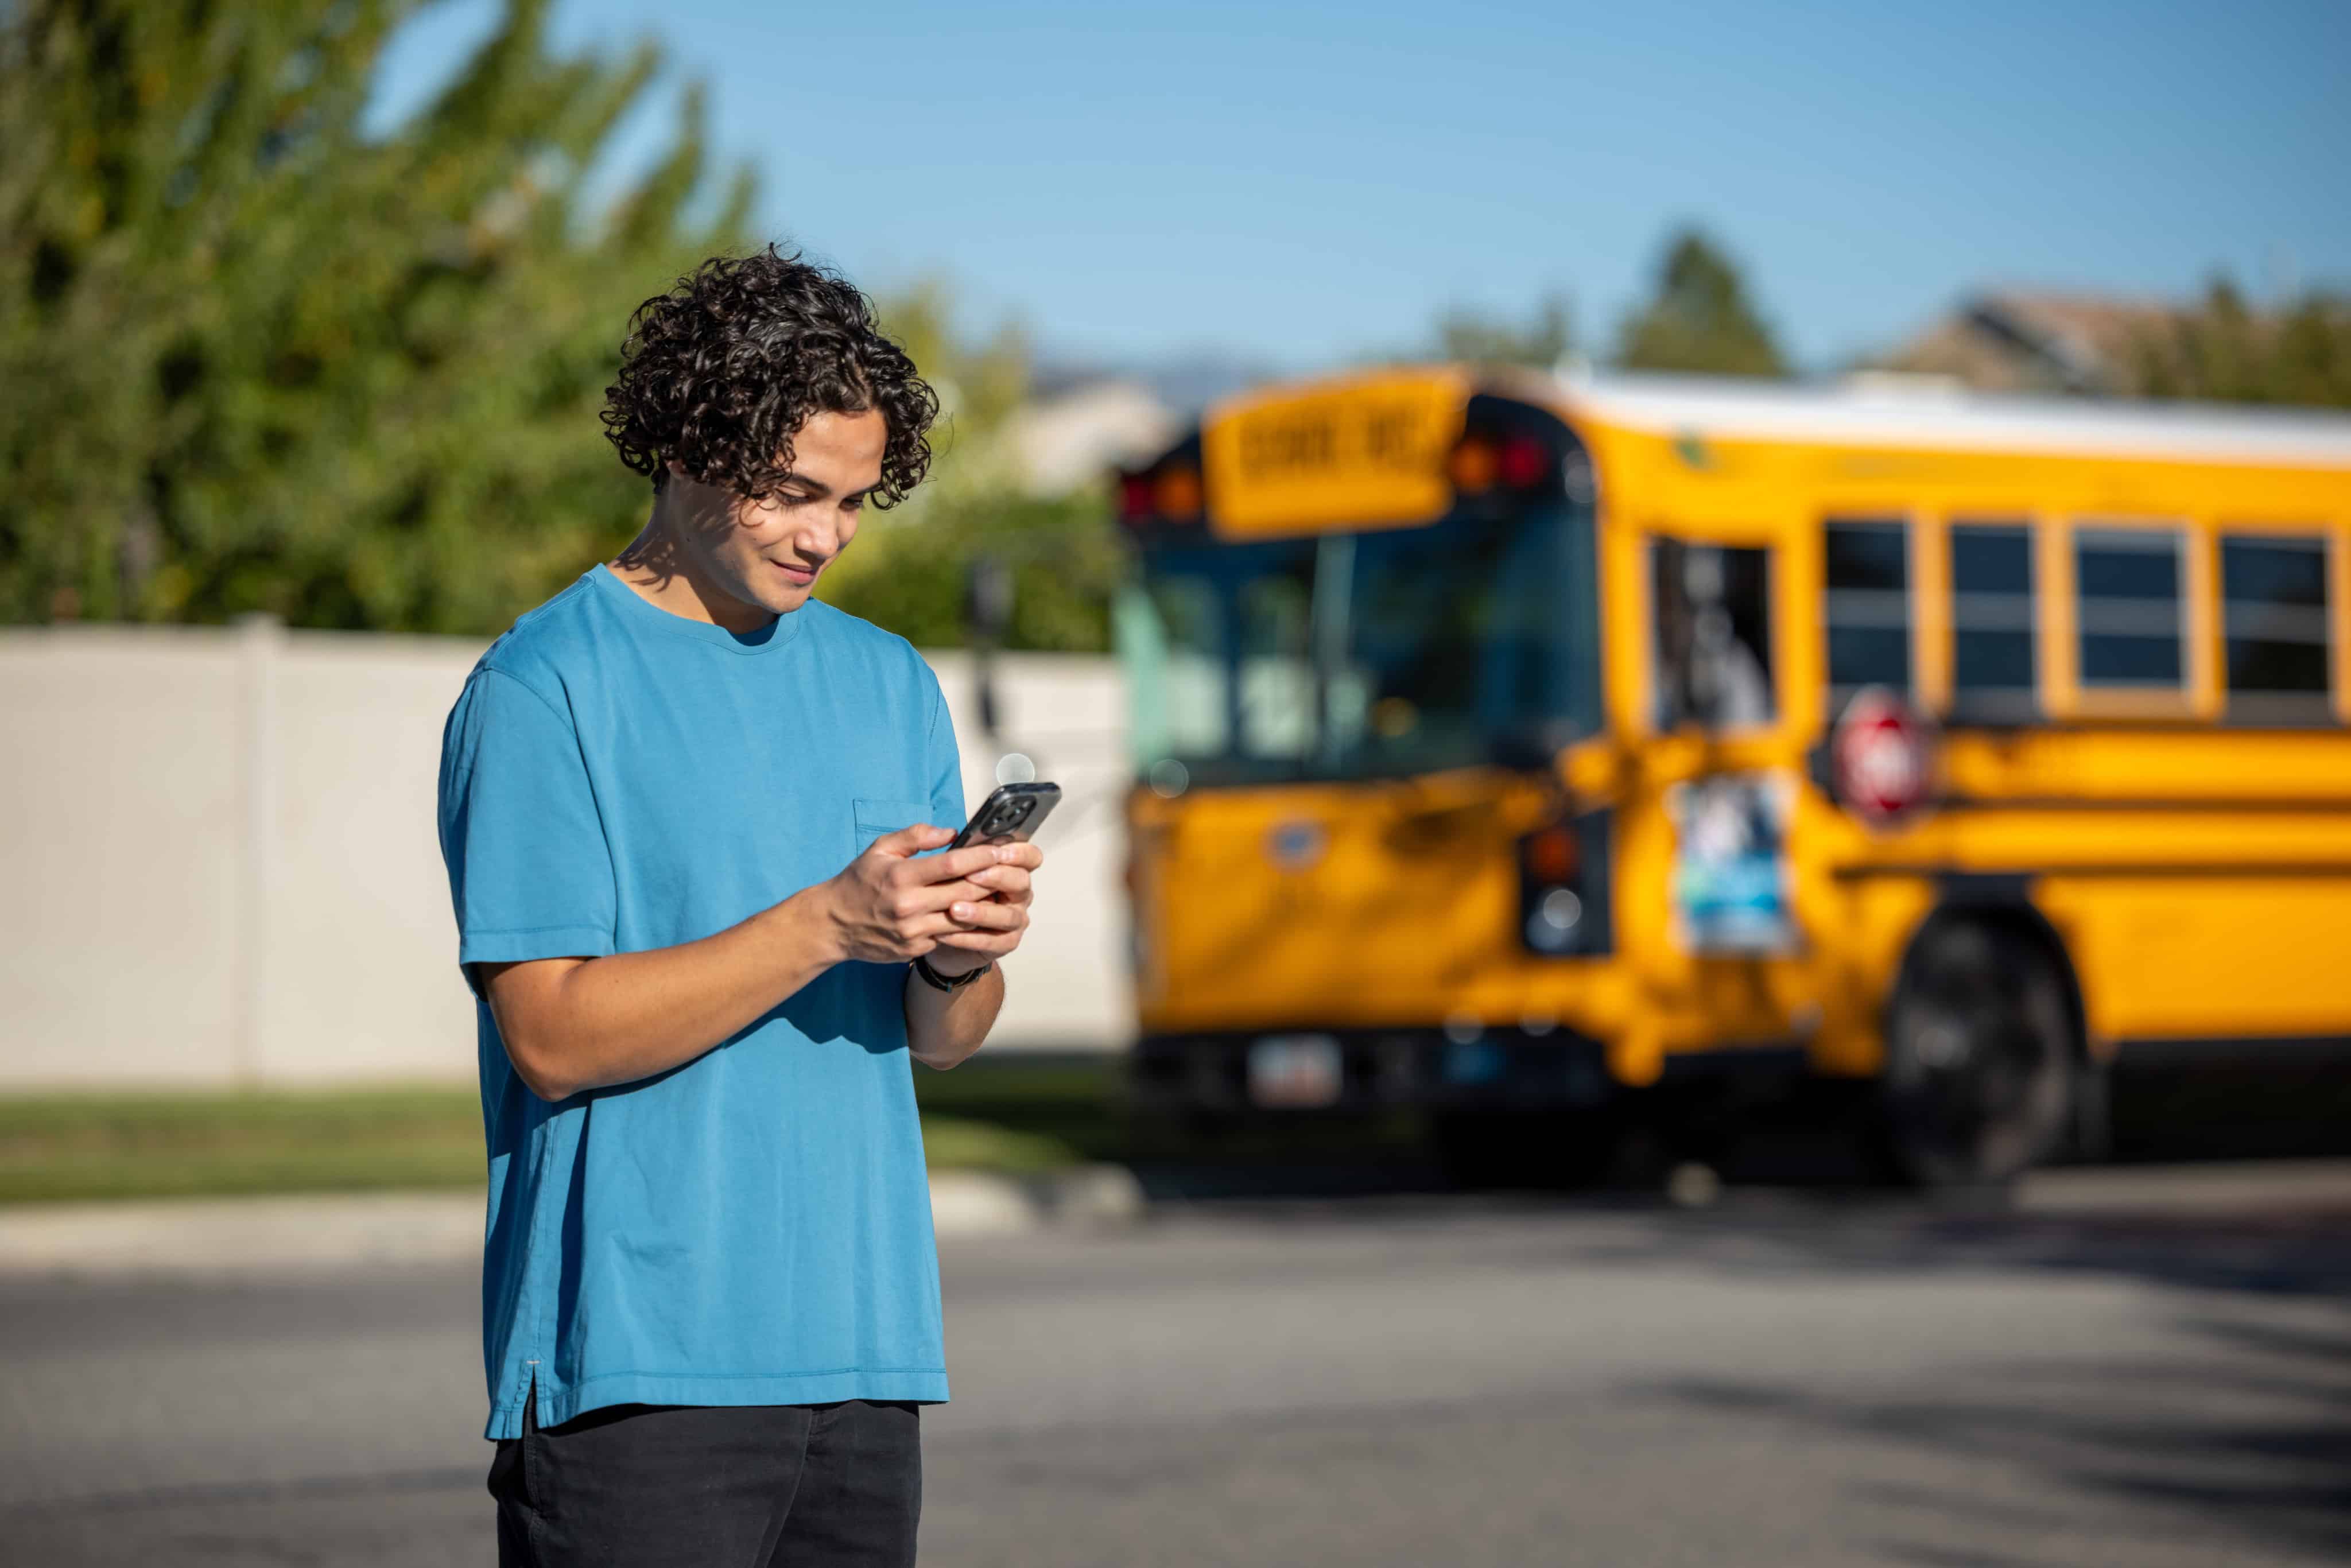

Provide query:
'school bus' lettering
left=1202, top=371, right=1467, bottom=537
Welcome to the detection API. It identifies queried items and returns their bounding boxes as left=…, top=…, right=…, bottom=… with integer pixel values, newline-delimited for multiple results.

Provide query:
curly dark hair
left=601, top=247, right=938, bottom=507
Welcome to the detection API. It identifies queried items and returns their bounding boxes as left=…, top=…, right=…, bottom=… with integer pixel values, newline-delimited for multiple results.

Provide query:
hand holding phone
left=951, top=782, right=1061, bottom=849
left=937, top=783, right=1056, bottom=960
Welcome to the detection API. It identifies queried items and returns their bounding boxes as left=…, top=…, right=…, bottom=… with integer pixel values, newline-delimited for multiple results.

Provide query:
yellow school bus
left=1112, top=365, right=2351, bottom=1186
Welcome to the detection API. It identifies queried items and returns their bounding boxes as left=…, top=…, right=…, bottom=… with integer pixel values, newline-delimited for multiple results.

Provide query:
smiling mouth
left=773, top=560, right=818, bottom=585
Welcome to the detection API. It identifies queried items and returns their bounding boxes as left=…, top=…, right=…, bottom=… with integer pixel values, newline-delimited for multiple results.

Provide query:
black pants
left=489, top=1395, right=921, bottom=1567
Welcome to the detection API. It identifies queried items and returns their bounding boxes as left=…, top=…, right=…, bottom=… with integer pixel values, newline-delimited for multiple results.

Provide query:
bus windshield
left=1118, top=504, right=1601, bottom=785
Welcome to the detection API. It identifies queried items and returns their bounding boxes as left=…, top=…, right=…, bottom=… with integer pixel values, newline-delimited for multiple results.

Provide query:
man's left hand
left=925, top=841, right=1044, bottom=975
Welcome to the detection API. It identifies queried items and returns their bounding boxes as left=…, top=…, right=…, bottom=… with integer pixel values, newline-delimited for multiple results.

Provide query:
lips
left=773, top=560, right=818, bottom=586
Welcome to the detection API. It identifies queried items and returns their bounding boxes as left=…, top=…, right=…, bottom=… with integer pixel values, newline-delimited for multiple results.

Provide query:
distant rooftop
left=1879, top=291, right=2186, bottom=396
left=1030, top=354, right=1276, bottom=416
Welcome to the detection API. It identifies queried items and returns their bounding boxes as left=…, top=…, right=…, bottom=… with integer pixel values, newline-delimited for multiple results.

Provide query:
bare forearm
left=904, top=964, right=1004, bottom=1070
left=487, top=889, right=841, bottom=1100
left=482, top=825, right=1037, bottom=1097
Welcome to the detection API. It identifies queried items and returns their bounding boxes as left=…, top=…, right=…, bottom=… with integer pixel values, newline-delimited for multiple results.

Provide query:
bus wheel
left=1883, top=918, right=2074, bottom=1190
left=1430, top=1110, right=1619, bottom=1190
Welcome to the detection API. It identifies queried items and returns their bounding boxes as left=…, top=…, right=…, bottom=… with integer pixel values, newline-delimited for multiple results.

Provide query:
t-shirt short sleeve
left=922, top=666, right=967, bottom=837
left=439, top=666, right=617, bottom=981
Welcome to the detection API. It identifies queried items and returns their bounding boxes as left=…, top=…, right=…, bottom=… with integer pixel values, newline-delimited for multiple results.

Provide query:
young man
left=437, top=247, right=1043, bottom=1567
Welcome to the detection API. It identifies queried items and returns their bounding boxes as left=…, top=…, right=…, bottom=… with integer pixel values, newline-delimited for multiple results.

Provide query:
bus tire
left=1881, top=915, right=2075, bottom=1190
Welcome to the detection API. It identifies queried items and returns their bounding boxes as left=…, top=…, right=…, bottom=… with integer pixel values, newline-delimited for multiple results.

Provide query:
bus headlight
left=1517, top=815, right=1609, bottom=957
left=1526, top=888, right=1584, bottom=950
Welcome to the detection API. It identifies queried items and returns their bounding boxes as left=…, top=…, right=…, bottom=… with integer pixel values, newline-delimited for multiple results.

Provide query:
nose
left=791, top=516, right=843, bottom=564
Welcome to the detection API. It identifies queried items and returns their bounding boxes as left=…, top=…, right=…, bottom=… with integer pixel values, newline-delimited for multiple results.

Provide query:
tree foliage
left=1433, top=291, right=1573, bottom=368
left=816, top=487, right=1119, bottom=654
left=1614, top=228, right=1786, bottom=378
left=872, top=280, right=1032, bottom=468
left=0, top=0, right=754, bottom=631
left=2131, top=278, right=2351, bottom=409
left=835, top=284, right=1118, bottom=653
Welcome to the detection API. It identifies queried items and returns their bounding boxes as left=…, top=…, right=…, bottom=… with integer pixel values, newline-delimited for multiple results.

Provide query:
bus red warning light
left=1830, top=687, right=1935, bottom=829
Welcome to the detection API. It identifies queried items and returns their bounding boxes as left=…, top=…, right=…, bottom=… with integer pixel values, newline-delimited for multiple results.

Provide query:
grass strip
left=0, top=1054, right=1429, bottom=1206
left=0, top=1066, right=1110, bottom=1206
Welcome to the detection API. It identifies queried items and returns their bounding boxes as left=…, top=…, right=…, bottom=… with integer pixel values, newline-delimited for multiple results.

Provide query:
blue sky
left=374, top=0, right=2351, bottom=375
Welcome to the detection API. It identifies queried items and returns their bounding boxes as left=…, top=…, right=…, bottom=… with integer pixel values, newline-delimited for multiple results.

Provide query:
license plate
left=1248, top=1034, right=1343, bottom=1108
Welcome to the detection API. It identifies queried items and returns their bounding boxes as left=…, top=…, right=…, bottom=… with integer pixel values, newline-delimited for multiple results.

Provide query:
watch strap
left=913, top=952, right=992, bottom=991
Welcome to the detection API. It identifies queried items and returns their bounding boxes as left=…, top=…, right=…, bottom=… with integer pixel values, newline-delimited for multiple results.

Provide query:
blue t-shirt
left=436, top=565, right=964, bottom=1439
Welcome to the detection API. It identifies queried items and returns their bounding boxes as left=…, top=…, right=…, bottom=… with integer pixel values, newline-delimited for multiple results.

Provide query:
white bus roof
left=1554, top=367, right=2351, bottom=470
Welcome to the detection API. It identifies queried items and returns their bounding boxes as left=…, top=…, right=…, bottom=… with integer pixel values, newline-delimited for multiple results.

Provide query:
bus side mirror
left=965, top=556, right=1014, bottom=738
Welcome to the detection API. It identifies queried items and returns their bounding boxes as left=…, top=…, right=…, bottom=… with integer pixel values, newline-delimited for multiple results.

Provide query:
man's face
left=664, top=407, right=889, bottom=616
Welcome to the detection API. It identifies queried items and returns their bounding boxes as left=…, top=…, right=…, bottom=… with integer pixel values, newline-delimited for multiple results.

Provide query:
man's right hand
left=818, top=825, right=1022, bottom=965
left=475, top=824, right=1024, bottom=1103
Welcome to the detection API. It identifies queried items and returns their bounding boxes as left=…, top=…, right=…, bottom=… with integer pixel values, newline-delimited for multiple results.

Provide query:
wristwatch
left=913, top=952, right=993, bottom=992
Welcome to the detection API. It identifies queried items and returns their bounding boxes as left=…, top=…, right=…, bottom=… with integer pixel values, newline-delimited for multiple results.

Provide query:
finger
left=942, top=899, right=1025, bottom=932
left=895, top=843, right=1016, bottom=886
left=870, top=824, right=955, bottom=859
left=892, top=910, right=986, bottom=944
left=932, top=927, right=1022, bottom=957
left=886, top=879, right=992, bottom=921
left=963, top=865, right=1031, bottom=900
left=992, top=843, right=1044, bottom=872
left=904, top=913, right=1022, bottom=953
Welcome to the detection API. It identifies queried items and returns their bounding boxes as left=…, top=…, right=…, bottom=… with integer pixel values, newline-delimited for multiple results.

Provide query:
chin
left=731, top=570, right=813, bottom=615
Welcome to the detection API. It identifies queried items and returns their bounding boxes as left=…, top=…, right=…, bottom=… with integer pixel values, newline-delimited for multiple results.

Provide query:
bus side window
left=1823, top=518, right=1910, bottom=715
left=2075, top=525, right=2187, bottom=691
left=2221, top=533, right=2333, bottom=724
left=1652, top=538, right=1774, bottom=731
left=1949, top=522, right=2038, bottom=723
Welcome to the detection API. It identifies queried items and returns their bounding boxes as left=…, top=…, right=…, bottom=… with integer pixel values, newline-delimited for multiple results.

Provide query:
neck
left=608, top=495, right=773, bottom=635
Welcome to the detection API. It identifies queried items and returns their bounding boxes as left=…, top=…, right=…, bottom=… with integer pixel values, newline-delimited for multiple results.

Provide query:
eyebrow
left=775, top=475, right=878, bottom=502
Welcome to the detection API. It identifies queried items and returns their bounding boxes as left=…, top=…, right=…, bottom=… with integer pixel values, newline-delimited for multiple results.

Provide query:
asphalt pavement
left=5, top=1167, right=2350, bottom=1567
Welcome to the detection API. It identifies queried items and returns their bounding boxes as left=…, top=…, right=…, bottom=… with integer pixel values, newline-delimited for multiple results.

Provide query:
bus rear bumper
left=1130, top=1027, right=1620, bottom=1115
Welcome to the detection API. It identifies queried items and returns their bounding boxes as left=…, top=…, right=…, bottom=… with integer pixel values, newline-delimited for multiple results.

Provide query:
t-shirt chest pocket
left=851, top=797, right=934, bottom=857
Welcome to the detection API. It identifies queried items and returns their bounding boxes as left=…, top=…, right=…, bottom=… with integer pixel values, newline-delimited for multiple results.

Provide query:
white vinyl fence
left=0, top=622, right=1130, bottom=1091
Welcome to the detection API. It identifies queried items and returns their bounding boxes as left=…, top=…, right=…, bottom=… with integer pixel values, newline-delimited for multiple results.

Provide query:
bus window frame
left=2337, top=525, right=2351, bottom=727
left=1820, top=514, right=1919, bottom=720
left=1942, top=516, right=2042, bottom=727
left=1641, top=527, right=1783, bottom=740
left=2059, top=517, right=2213, bottom=722
left=2216, top=525, right=2340, bottom=728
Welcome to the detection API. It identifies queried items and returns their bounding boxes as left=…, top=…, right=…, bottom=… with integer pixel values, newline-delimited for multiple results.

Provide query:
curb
left=0, top=1191, right=482, bottom=1280
left=0, top=1165, right=1147, bottom=1282
left=928, top=1164, right=1148, bottom=1238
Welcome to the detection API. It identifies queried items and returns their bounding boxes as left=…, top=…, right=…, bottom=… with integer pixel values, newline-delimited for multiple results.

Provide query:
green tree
left=2131, top=278, right=2351, bottom=409
left=816, top=487, right=1118, bottom=653
left=1614, top=228, right=1786, bottom=378
left=0, top=0, right=753, bottom=631
left=825, top=283, right=1127, bottom=653
left=875, top=280, right=1031, bottom=467
left=1433, top=291, right=1573, bottom=368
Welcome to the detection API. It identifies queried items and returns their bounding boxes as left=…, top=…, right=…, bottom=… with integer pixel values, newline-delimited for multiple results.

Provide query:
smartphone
left=951, top=782, right=1061, bottom=849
